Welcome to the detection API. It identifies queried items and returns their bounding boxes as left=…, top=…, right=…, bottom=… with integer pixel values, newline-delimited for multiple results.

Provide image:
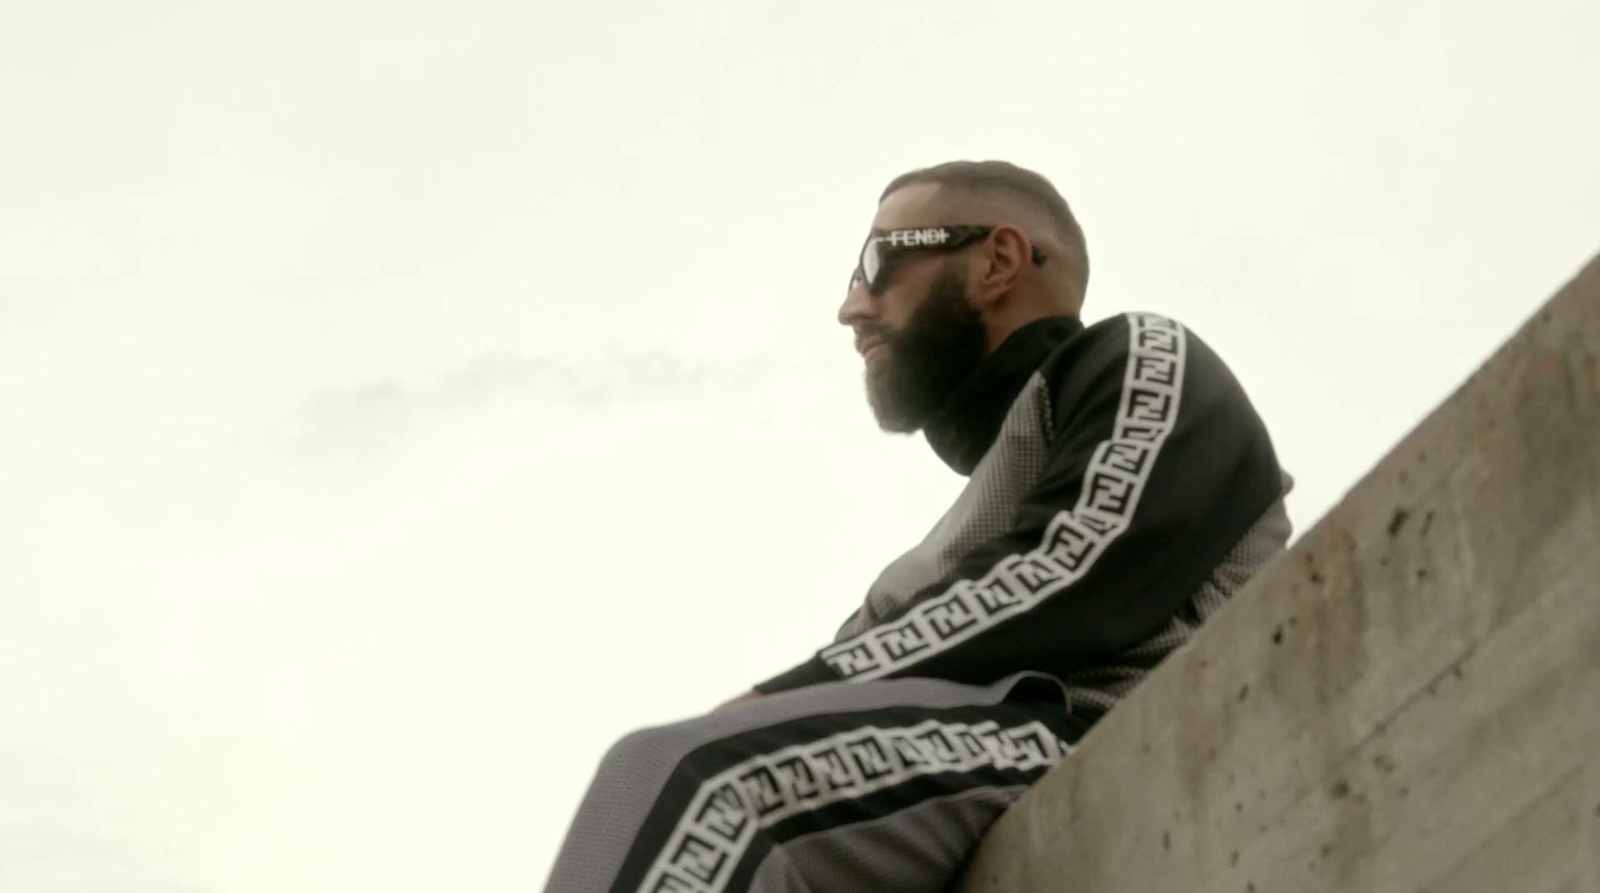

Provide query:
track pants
left=541, top=672, right=1091, bottom=893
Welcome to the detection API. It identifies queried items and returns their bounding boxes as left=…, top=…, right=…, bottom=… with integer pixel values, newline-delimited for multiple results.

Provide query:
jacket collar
left=924, top=315, right=1084, bottom=475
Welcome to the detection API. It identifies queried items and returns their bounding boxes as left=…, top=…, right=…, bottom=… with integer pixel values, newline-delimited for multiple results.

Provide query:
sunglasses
left=849, top=225, right=1047, bottom=294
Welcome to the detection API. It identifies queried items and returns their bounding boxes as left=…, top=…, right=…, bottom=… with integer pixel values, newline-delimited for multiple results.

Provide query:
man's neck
left=984, top=302, right=1078, bottom=355
left=979, top=292, right=1081, bottom=355
left=925, top=314, right=1086, bottom=475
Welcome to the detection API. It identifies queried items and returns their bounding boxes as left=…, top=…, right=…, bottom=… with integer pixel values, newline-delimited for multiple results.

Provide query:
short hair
left=881, top=160, right=1088, bottom=282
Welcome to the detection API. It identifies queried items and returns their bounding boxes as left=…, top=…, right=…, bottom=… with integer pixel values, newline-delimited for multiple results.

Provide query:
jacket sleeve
left=754, top=313, right=1284, bottom=694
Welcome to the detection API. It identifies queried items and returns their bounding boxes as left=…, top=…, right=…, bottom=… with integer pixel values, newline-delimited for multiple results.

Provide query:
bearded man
left=542, top=160, right=1293, bottom=893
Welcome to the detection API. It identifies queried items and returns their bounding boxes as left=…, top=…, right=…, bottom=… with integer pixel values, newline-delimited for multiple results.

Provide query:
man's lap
left=543, top=672, right=1090, bottom=893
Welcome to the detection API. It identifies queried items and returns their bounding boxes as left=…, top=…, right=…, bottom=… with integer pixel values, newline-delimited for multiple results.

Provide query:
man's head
left=839, top=160, right=1089, bottom=433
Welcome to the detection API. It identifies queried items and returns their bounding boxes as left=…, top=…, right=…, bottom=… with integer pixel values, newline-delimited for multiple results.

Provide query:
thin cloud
left=0, top=823, right=216, bottom=893
left=277, top=349, right=776, bottom=458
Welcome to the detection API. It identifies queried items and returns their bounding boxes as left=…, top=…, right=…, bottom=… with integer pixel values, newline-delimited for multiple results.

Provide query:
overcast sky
left=2, top=1, right=1598, bottom=890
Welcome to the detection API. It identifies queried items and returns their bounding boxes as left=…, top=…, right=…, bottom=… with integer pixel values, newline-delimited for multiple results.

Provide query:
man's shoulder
left=1068, top=310, right=1199, bottom=343
left=1035, top=310, right=1262, bottom=427
left=1042, top=310, right=1236, bottom=376
left=1037, top=311, right=1185, bottom=381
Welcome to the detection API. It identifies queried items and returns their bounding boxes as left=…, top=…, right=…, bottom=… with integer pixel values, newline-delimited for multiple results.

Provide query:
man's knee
left=596, top=723, right=676, bottom=782
left=596, top=711, right=729, bottom=786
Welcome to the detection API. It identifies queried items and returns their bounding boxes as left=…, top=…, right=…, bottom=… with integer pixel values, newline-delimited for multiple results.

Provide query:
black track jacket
left=755, top=312, right=1292, bottom=717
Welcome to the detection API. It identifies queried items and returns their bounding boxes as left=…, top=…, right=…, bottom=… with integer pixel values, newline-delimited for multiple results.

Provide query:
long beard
left=865, top=264, right=988, bottom=433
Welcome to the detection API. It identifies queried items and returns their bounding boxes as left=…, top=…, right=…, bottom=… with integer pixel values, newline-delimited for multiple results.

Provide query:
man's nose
left=837, top=278, right=876, bottom=327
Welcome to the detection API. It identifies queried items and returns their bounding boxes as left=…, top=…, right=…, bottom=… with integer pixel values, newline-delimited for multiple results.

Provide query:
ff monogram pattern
left=637, top=718, right=1073, bottom=893
left=818, top=313, right=1188, bottom=682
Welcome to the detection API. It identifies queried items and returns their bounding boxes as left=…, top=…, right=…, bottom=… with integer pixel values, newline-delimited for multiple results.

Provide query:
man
left=542, top=161, right=1293, bottom=893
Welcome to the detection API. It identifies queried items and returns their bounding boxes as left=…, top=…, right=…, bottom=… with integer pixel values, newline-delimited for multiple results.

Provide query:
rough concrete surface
left=957, top=251, right=1600, bottom=893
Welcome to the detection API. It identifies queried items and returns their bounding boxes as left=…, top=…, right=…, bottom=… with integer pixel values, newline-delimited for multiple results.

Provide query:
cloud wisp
left=274, top=348, right=777, bottom=459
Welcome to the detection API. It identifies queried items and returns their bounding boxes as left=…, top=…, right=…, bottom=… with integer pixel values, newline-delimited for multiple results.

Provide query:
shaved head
left=838, top=161, right=1092, bottom=433
left=881, top=161, right=1089, bottom=308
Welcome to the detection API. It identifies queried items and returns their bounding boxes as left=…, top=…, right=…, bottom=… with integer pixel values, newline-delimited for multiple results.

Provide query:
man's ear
left=976, top=225, right=1031, bottom=305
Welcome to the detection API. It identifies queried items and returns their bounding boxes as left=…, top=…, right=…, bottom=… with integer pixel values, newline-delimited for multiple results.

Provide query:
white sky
left=2, top=1, right=1597, bottom=889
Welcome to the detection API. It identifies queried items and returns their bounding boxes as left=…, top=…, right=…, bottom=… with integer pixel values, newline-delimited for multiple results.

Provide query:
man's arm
left=753, top=313, right=1284, bottom=694
left=715, top=690, right=763, bottom=710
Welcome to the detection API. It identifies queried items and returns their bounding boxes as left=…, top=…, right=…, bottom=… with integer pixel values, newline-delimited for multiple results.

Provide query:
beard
left=864, top=263, right=989, bottom=433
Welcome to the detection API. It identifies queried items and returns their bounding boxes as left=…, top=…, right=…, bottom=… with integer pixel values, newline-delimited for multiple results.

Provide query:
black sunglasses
left=849, top=225, right=1047, bottom=293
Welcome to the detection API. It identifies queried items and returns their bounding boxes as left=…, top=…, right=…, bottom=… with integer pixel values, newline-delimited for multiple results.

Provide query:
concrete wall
left=958, top=252, right=1600, bottom=893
